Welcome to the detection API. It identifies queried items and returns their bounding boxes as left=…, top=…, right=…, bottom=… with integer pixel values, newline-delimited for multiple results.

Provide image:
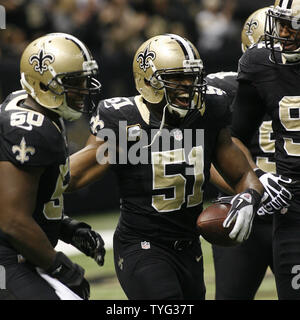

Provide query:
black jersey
left=90, top=92, right=231, bottom=241
left=232, top=43, right=300, bottom=180
left=205, top=72, right=238, bottom=109
left=0, top=91, right=70, bottom=247
left=206, top=71, right=276, bottom=173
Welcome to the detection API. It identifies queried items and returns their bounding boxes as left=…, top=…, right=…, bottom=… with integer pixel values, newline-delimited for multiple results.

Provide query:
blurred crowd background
left=0, top=0, right=273, bottom=214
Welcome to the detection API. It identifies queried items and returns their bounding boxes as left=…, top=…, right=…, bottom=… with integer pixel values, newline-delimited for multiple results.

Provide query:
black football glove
left=255, top=169, right=293, bottom=215
left=46, top=252, right=90, bottom=300
left=72, top=228, right=106, bottom=267
left=59, top=216, right=106, bottom=267
left=216, top=189, right=262, bottom=243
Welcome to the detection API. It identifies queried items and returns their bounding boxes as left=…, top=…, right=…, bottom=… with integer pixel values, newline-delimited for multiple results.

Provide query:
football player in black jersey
left=0, top=33, right=105, bottom=300
left=207, top=8, right=277, bottom=300
left=230, top=0, right=300, bottom=299
left=68, top=34, right=264, bottom=300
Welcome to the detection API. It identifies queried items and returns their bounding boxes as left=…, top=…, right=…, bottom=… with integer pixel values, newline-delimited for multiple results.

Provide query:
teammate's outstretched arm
left=212, top=128, right=263, bottom=242
left=210, top=164, right=235, bottom=195
left=67, top=134, right=110, bottom=192
left=212, top=128, right=263, bottom=194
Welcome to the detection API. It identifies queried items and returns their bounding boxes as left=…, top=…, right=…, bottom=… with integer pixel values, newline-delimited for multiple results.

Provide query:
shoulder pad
left=205, top=72, right=237, bottom=103
left=90, top=96, right=136, bottom=135
left=0, top=103, right=66, bottom=166
left=1, top=90, right=27, bottom=105
left=206, top=71, right=238, bottom=81
left=205, top=91, right=231, bottom=120
left=238, top=44, right=276, bottom=82
left=206, top=85, right=226, bottom=96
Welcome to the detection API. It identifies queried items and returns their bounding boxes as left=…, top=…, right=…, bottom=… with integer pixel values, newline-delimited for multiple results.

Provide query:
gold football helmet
left=20, top=33, right=101, bottom=121
left=241, top=7, right=269, bottom=53
left=133, top=34, right=206, bottom=118
left=265, top=0, right=300, bottom=63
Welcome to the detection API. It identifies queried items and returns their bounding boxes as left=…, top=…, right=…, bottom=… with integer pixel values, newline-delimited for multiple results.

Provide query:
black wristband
left=245, top=188, right=262, bottom=204
left=253, top=168, right=265, bottom=179
left=59, top=216, right=91, bottom=244
left=46, top=252, right=84, bottom=287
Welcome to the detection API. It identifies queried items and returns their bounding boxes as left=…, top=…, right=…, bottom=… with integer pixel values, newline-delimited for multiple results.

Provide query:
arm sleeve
left=230, top=80, right=266, bottom=146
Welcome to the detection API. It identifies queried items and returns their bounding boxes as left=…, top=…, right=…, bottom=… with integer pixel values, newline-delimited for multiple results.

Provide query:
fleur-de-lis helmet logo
left=136, top=44, right=156, bottom=72
left=29, top=49, right=55, bottom=75
left=245, top=18, right=259, bottom=36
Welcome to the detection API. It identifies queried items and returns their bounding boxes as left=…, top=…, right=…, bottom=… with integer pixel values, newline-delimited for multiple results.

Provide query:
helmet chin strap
left=143, top=81, right=170, bottom=148
left=143, top=103, right=168, bottom=148
left=20, top=73, right=36, bottom=99
left=166, top=89, right=199, bottom=118
left=167, top=104, right=189, bottom=118
left=278, top=42, right=300, bottom=63
left=282, top=48, right=300, bottom=63
left=21, top=72, right=82, bottom=121
left=143, top=88, right=193, bottom=148
left=51, top=94, right=82, bottom=121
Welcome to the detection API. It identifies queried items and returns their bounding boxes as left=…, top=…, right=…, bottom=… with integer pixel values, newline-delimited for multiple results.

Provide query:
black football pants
left=212, top=218, right=274, bottom=300
left=273, top=200, right=300, bottom=300
left=0, top=245, right=59, bottom=300
left=113, top=230, right=206, bottom=300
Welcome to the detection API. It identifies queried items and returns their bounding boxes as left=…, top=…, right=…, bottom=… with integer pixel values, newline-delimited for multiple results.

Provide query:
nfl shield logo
left=127, top=124, right=141, bottom=141
left=173, top=129, right=183, bottom=141
left=241, top=192, right=252, bottom=203
left=141, top=241, right=151, bottom=250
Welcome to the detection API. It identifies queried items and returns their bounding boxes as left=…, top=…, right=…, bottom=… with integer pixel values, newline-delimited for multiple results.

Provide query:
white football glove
left=255, top=169, right=293, bottom=215
left=222, top=189, right=262, bottom=243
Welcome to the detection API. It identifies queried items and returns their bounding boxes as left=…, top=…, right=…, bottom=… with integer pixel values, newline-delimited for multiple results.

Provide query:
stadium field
left=65, top=210, right=277, bottom=300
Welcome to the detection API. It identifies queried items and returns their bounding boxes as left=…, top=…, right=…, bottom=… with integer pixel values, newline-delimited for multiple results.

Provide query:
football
left=197, top=203, right=239, bottom=247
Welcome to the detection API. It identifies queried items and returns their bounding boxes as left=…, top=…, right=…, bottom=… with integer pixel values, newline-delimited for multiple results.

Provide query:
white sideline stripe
left=55, top=229, right=114, bottom=256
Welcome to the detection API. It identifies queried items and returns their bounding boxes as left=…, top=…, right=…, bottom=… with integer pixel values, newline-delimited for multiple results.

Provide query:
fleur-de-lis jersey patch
left=12, top=137, right=35, bottom=164
left=90, top=114, right=104, bottom=135
left=118, top=256, right=124, bottom=271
